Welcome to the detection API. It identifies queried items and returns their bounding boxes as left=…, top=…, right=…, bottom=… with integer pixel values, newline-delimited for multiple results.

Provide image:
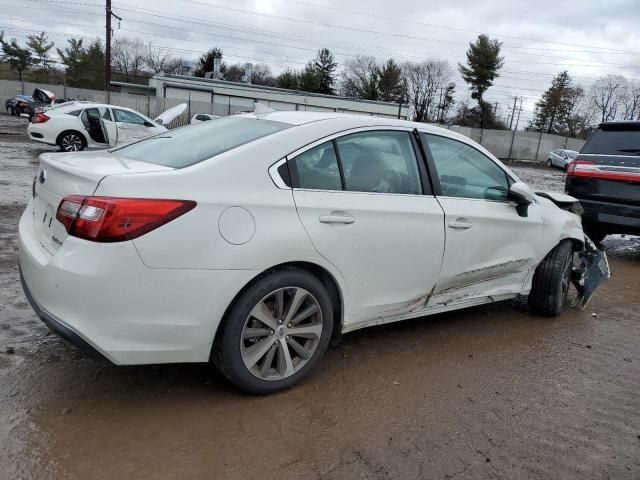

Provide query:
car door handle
left=319, top=213, right=355, bottom=224
left=447, top=218, right=472, bottom=230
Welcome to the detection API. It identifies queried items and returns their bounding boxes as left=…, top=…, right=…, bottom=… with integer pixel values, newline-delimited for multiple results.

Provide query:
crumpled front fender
left=572, top=236, right=610, bottom=307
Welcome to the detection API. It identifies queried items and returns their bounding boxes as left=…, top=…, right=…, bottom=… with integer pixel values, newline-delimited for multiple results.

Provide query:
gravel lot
left=1, top=113, right=639, bottom=479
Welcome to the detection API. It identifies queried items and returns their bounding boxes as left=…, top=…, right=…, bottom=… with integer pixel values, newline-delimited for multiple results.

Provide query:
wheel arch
left=56, top=129, right=87, bottom=148
left=212, top=261, right=345, bottom=354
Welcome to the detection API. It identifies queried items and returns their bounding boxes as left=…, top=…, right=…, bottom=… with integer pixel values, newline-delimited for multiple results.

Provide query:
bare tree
left=111, top=37, right=146, bottom=82
left=621, top=81, right=640, bottom=120
left=590, top=75, right=628, bottom=122
left=144, top=43, right=182, bottom=74
left=340, top=55, right=379, bottom=100
left=251, top=63, right=276, bottom=86
left=402, top=59, right=452, bottom=122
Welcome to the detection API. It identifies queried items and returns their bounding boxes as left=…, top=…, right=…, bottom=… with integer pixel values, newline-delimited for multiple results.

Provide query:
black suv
left=565, top=121, right=640, bottom=243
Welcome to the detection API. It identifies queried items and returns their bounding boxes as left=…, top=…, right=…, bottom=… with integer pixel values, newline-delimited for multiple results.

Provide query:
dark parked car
left=565, top=121, right=640, bottom=243
left=4, top=88, right=57, bottom=119
left=5, top=95, right=34, bottom=116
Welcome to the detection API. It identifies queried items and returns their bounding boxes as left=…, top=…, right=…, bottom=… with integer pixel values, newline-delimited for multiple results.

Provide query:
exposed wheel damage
left=572, top=236, right=611, bottom=307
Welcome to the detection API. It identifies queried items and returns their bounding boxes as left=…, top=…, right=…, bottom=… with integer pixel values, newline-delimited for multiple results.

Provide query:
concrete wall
left=446, top=125, right=586, bottom=162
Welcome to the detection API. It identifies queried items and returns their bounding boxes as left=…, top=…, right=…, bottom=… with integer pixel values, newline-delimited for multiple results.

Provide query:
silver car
left=547, top=149, right=578, bottom=170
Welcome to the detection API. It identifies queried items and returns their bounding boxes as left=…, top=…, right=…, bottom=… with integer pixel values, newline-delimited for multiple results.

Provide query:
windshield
left=582, top=126, right=640, bottom=156
left=114, top=116, right=292, bottom=168
left=567, top=151, right=578, bottom=159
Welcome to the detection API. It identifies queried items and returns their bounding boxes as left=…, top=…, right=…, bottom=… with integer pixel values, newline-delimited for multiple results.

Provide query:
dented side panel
left=430, top=196, right=545, bottom=305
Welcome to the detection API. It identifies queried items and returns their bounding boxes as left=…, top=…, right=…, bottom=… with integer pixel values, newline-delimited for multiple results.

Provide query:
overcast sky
left=3, top=0, right=640, bottom=123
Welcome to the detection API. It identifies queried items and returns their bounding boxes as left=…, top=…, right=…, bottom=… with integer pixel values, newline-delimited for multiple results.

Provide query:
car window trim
left=420, top=131, right=514, bottom=203
left=282, top=126, right=433, bottom=197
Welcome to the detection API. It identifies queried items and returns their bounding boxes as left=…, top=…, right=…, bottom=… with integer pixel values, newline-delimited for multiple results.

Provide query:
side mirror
left=144, top=121, right=155, bottom=127
left=508, top=182, right=533, bottom=217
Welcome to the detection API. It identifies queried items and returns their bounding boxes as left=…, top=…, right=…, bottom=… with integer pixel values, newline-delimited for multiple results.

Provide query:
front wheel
left=59, top=132, right=85, bottom=152
left=213, top=267, right=334, bottom=394
left=528, top=240, right=574, bottom=316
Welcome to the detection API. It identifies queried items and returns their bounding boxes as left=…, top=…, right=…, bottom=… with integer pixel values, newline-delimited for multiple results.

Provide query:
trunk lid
left=154, top=103, right=187, bottom=126
left=33, top=151, right=174, bottom=254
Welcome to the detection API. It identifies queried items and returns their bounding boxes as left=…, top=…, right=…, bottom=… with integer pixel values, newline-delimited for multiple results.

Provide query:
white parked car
left=547, top=149, right=578, bottom=170
left=27, top=102, right=186, bottom=152
left=19, top=112, right=609, bottom=393
left=191, top=113, right=219, bottom=124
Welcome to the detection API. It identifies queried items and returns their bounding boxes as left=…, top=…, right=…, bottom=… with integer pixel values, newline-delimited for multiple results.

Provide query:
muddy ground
left=1, top=113, right=639, bottom=479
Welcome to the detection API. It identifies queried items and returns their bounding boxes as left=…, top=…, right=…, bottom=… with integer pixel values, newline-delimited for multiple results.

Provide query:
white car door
left=112, top=108, right=158, bottom=145
left=98, top=107, right=118, bottom=147
left=290, top=129, right=446, bottom=328
left=419, top=132, right=544, bottom=306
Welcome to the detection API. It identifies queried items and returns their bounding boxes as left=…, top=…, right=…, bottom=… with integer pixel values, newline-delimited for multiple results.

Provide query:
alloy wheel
left=240, top=287, right=323, bottom=381
left=61, top=134, right=82, bottom=152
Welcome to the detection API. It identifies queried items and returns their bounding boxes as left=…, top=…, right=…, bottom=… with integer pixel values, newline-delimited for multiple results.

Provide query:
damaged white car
left=27, top=102, right=186, bottom=152
left=19, top=112, right=609, bottom=394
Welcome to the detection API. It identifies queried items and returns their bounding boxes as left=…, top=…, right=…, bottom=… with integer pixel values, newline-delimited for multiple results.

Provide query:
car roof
left=240, top=110, right=465, bottom=137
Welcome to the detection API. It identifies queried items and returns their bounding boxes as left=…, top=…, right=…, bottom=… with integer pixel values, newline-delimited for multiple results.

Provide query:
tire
left=8, top=106, right=15, bottom=116
left=547, top=159, right=552, bottom=168
left=528, top=240, right=574, bottom=316
left=213, top=267, right=334, bottom=394
left=58, top=131, right=85, bottom=152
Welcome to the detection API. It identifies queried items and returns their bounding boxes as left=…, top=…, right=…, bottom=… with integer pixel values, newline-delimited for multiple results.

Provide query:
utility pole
left=105, top=0, right=122, bottom=101
left=514, top=97, right=523, bottom=131
left=509, top=96, right=518, bottom=130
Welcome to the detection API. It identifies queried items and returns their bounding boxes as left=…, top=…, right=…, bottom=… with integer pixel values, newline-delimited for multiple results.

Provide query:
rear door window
left=335, top=131, right=423, bottom=194
left=294, top=141, right=342, bottom=191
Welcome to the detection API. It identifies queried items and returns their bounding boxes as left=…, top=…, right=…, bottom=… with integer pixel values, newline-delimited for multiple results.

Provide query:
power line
left=111, top=2, right=640, bottom=70
left=281, top=0, right=640, bottom=55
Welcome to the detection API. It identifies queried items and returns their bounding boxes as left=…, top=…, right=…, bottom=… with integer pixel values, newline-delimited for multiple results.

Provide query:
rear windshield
left=114, top=116, right=292, bottom=168
left=582, top=125, right=640, bottom=156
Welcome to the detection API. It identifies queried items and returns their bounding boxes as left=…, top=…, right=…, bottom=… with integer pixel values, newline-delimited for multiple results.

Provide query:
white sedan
left=19, top=112, right=609, bottom=393
left=547, top=148, right=578, bottom=170
left=27, top=102, right=186, bottom=152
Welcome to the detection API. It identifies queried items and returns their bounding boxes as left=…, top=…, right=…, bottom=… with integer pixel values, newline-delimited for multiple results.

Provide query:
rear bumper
left=20, top=268, right=106, bottom=361
left=18, top=200, right=258, bottom=365
left=578, top=198, right=640, bottom=234
left=27, top=124, right=57, bottom=146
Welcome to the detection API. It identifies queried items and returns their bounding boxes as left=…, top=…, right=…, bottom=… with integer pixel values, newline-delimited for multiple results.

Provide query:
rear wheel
left=528, top=240, right=574, bottom=316
left=58, top=131, right=85, bottom=152
left=213, top=267, right=334, bottom=394
left=547, top=159, right=552, bottom=168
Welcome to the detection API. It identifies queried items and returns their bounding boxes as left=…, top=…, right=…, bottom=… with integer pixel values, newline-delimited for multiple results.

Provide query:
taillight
left=18, top=101, right=27, bottom=107
left=32, top=112, right=50, bottom=124
left=566, top=159, right=595, bottom=176
left=56, top=196, right=196, bottom=242
left=567, top=158, right=640, bottom=182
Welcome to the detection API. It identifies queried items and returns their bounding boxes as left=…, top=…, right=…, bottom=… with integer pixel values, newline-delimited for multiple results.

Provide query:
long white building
left=148, top=74, right=408, bottom=119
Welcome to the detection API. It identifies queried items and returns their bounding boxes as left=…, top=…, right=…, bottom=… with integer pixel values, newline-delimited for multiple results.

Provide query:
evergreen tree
left=458, top=34, right=504, bottom=127
left=26, top=31, right=54, bottom=82
left=193, top=48, right=223, bottom=77
left=276, top=69, right=300, bottom=90
left=377, top=59, right=403, bottom=102
left=313, top=48, right=337, bottom=95
left=298, top=62, right=321, bottom=92
left=57, top=37, right=105, bottom=89
left=530, top=71, right=576, bottom=133
left=0, top=32, right=33, bottom=81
